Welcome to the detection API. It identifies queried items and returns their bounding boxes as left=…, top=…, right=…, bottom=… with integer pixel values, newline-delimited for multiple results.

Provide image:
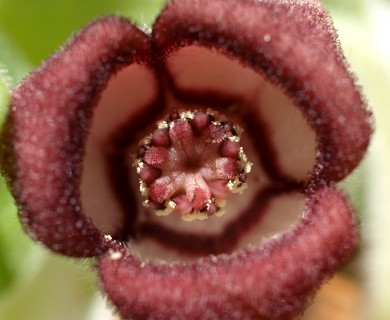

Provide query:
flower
left=0, top=0, right=372, bottom=319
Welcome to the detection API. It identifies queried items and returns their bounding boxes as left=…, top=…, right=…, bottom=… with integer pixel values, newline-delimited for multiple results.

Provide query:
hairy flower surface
left=0, top=0, right=372, bottom=319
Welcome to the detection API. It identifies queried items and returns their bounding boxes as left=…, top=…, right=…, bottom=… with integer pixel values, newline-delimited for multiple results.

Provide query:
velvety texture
left=153, top=0, right=371, bottom=183
left=0, top=0, right=372, bottom=319
left=99, top=187, right=358, bottom=320
left=1, top=17, right=153, bottom=257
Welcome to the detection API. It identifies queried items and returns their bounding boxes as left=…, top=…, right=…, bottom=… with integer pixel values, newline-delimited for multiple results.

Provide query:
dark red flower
left=0, top=0, right=372, bottom=319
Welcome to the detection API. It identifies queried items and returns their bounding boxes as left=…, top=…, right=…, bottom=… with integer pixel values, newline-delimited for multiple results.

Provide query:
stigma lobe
left=135, top=109, right=252, bottom=221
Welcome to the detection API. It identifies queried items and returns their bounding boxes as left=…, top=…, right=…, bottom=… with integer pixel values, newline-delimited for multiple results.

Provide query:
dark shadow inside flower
left=81, top=46, right=316, bottom=262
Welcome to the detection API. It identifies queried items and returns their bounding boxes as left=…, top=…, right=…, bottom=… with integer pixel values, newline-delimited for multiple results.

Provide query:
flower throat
left=134, top=109, right=252, bottom=221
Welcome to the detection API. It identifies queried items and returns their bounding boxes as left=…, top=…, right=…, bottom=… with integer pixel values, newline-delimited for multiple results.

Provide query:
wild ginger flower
left=0, top=0, right=372, bottom=319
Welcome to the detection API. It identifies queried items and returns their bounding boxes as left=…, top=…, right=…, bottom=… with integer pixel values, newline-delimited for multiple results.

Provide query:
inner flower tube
left=0, top=0, right=372, bottom=319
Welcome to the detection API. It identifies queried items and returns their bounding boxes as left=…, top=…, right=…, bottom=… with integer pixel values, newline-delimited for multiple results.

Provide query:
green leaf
left=0, top=31, right=32, bottom=83
left=322, top=0, right=364, bottom=14
left=0, top=68, right=12, bottom=293
left=0, top=176, right=32, bottom=296
left=0, top=70, right=10, bottom=124
left=0, top=65, right=33, bottom=296
left=0, top=251, right=96, bottom=320
left=0, top=0, right=166, bottom=67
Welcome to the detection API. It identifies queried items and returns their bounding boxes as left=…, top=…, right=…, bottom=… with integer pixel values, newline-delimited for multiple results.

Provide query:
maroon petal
left=0, top=1, right=370, bottom=319
left=99, top=186, right=358, bottom=319
left=0, top=17, right=153, bottom=257
left=152, top=0, right=372, bottom=183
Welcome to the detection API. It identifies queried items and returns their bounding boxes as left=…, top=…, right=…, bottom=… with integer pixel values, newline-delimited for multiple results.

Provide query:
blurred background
left=0, top=0, right=389, bottom=319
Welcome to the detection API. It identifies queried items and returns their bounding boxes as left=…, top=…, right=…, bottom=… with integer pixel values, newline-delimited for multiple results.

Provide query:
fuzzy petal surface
left=99, top=187, right=358, bottom=320
left=153, top=0, right=372, bottom=183
left=0, top=17, right=153, bottom=257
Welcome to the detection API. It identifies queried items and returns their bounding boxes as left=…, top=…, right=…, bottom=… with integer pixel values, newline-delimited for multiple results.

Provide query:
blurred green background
left=0, top=0, right=389, bottom=319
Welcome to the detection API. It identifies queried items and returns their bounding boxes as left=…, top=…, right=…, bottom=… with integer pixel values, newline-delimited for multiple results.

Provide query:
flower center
left=134, top=109, right=252, bottom=221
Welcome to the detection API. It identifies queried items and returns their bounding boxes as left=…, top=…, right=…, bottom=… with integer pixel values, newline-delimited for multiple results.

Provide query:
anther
left=133, top=109, right=252, bottom=221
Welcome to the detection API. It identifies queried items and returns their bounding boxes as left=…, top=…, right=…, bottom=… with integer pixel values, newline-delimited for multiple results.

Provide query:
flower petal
left=99, top=186, right=358, bottom=320
left=153, top=0, right=372, bottom=182
left=0, top=17, right=153, bottom=257
left=159, top=45, right=317, bottom=182
left=134, top=185, right=304, bottom=260
left=82, top=62, right=162, bottom=238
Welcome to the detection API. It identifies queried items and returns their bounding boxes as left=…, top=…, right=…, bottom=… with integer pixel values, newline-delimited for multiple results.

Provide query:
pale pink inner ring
left=81, top=45, right=317, bottom=261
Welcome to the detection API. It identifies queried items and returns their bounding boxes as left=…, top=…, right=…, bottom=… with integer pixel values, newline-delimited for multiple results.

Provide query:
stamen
left=134, top=109, right=252, bottom=221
